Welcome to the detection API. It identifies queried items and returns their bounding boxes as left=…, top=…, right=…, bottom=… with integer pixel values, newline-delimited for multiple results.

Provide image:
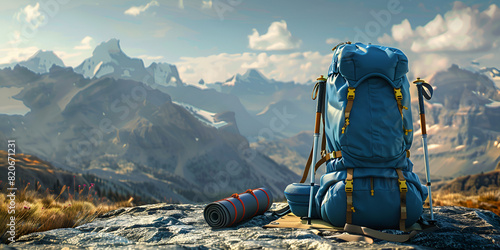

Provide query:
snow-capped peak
left=16, top=50, right=65, bottom=74
left=222, top=69, right=269, bottom=87
left=92, top=38, right=123, bottom=59
left=72, top=38, right=182, bottom=86
left=146, top=62, right=183, bottom=87
left=242, top=69, right=268, bottom=81
left=75, top=39, right=143, bottom=79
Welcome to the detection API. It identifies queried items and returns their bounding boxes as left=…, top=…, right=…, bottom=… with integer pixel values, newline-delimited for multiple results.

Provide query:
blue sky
left=1, top=0, right=499, bottom=84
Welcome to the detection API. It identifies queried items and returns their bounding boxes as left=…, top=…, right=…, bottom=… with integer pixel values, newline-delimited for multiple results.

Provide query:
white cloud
left=376, top=3, right=500, bottom=82
left=124, top=0, right=159, bottom=16
left=241, top=53, right=269, bottom=69
left=175, top=51, right=332, bottom=84
left=74, top=36, right=93, bottom=50
left=325, top=38, right=341, bottom=45
left=377, top=33, right=394, bottom=44
left=411, top=53, right=451, bottom=79
left=15, top=3, right=46, bottom=29
left=392, top=19, right=413, bottom=43
left=385, top=3, right=500, bottom=53
left=0, top=46, right=39, bottom=65
left=202, top=0, right=212, bottom=9
left=8, top=31, right=22, bottom=45
left=248, top=20, right=302, bottom=51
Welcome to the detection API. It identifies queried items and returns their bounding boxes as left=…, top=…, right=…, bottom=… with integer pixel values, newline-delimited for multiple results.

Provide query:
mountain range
left=0, top=64, right=298, bottom=202
left=207, top=69, right=316, bottom=137
left=409, top=64, right=500, bottom=177
left=0, top=50, right=65, bottom=74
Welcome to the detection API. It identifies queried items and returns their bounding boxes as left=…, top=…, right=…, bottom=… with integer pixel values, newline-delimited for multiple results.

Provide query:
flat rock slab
left=6, top=204, right=500, bottom=249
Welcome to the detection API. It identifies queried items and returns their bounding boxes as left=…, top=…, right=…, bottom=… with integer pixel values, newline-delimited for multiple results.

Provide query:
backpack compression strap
left=341, top=87, right=355, bottom=134
left=345, top=168, right=354, bottom=224
left=340, top=169, right=416, bottom=243
left=396, top=168, right=408, bottom=231
left=394, top=88, right=413, bottom=136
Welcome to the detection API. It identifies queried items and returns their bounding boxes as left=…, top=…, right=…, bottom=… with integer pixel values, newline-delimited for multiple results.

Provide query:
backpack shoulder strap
left=300, top=114, right=342, bottom=183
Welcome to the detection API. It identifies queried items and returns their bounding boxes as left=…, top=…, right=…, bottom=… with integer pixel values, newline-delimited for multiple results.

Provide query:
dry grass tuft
left=433, top=190, right=500, bottom=215
left=0, top=183, right=135, bottom=243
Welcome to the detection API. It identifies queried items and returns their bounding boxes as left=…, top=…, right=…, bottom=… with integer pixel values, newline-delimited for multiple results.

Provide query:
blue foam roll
left=204, top=188, right=273, bottom=228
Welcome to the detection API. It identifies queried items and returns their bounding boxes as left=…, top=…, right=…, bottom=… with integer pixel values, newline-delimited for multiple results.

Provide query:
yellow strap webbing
left=342, top=87, right=355, bottom=134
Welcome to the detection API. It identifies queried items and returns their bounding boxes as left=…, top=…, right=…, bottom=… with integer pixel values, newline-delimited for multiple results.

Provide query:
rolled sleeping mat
left=204, top=188, right=273, bottom=228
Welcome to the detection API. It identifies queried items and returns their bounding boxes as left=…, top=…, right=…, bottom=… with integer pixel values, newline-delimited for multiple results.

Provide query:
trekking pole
left=413, top=77, right=435, bottom=222
left=307, top=75, right=327, bottom=225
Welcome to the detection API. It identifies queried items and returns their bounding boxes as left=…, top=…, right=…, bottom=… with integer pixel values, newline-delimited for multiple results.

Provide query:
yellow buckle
left=394, top=88, right=403, bottom=101
left=342, top=118, right=350, bottom=134
left=399, top=180, right=408, bottom=192
left=347, top=87, right=355, bottom=100
left=345, top=180, right=353, bottom=193
left=404, top=129, right=412, bottom=135
left=327, top=151, right=339, bottom=160
left=330, top=152, right=337, bottom=159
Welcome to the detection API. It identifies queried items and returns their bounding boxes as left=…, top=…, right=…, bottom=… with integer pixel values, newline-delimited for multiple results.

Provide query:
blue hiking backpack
left=285, top=43, right=428, bottom=231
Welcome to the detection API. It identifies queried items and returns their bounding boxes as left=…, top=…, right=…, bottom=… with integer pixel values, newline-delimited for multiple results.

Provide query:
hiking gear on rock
left=319, top=43, right=427, bottom=230
left=286, top=43, right=428, bottom=233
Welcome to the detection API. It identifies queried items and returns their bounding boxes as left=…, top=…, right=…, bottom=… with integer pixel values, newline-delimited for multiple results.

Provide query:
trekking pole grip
left=412, top=78, right=433, bottom=134
left=313, top=75, right=327, bottom=133
left=315, top=75, right=327, bottom=114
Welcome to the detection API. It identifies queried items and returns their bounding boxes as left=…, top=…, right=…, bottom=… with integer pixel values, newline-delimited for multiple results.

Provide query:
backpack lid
left=328, top=43, right=409, bottom=88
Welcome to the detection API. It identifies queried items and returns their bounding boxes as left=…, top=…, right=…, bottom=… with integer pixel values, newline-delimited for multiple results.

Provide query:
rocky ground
left=3, top=203, right=500, bottom=249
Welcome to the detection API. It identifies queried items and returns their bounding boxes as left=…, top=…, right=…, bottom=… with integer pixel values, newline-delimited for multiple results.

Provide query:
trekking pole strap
left=344, top=224, right=418, bottom=243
